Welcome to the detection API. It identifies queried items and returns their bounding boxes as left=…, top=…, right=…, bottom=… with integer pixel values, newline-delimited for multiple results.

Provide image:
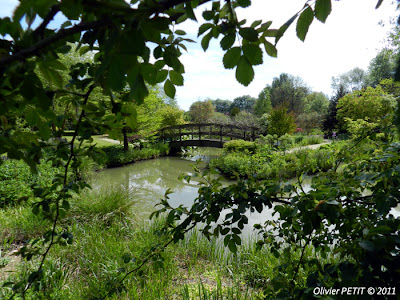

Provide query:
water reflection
left=92, top=148, right=400, bottom=232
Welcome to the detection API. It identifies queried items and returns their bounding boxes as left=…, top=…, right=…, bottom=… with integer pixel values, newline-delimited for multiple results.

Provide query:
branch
left=33, top=4, right=61, bottom=39
left=0, top=19, right=110, bottom=69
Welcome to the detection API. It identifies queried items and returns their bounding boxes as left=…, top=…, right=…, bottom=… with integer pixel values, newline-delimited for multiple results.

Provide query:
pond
left=91, top=147, right=400, bottom=235
left=91, top=147, right=291, bottom=235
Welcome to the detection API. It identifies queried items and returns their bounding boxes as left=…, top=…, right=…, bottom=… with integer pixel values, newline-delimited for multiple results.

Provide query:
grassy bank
left=0, top=186, right=336, bottom=299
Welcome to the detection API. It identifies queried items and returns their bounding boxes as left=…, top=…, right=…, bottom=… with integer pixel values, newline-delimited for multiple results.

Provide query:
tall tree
left=269, top=73, right=310, bottom=114
left=211, top=99, right=232, bottom=114
left=254, top=86, right=272, bottom=116
left=323, top=83, right=348, bottom=133
left=368, top=48, right=397, bottom=87
left=230, top=95, right=256, bottom=112
left=188, top=100, right=214, bottom=123
left=331, top=67, right=368, bottom=93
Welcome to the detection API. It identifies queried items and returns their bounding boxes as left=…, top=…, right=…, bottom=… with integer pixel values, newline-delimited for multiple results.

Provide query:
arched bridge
left=160, top=123, right=260, bottom=149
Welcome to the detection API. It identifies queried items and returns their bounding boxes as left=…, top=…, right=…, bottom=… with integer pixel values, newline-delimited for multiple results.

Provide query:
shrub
left=223, top=140, right=257, bottom=153
left=99, top=142, right=169, bottom=167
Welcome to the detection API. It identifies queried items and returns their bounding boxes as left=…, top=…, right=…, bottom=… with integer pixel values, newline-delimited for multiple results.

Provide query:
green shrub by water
left=210, top=142, right=340, bottom=179
left=99, top=142, right=169, bottom=167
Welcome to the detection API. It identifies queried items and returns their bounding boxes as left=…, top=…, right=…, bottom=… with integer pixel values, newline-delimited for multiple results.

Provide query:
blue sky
left=1, top=0, right=398, bottom=110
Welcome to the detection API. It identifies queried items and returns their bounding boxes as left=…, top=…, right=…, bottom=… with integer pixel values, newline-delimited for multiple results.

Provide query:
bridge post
left=179, top=126, right=182, bottom=147
left=199, top=124, right=201, bottom=141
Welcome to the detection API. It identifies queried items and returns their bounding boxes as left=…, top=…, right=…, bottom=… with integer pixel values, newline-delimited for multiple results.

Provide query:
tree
left=331, top=67, right=368, bottom=93
left=211, top=99, right=232, bottom=114
left=233, top=111, right=259, bottom=128
left=159, top=106, right=186, bottom=128
left=303, top=92, right=329, bottom=115
left=266, top=106, right=296, bottom=137
left=230, top=95, right=256, bottom=112
left=188, top=100, right=214, bottom=123
left=323, top=81, right=349, bottom=134
left=368, top=48, right=397, bottom=86
left=336, top=85, right=397, bottom=133
left=269, top=73, right=310, bottom=114
left=253, top=86, right=272, bottom=116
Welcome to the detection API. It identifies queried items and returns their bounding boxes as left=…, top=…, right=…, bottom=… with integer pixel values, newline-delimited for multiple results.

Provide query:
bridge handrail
left=161, top=123, right=259, bottom=131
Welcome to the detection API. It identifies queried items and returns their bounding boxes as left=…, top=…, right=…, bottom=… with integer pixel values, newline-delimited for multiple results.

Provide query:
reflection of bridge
left=160, top=123, right=260, bottom=149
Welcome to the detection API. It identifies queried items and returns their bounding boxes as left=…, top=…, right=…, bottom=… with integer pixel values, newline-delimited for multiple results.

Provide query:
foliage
left=266, top=106, right=296, bottom=137
left=254, top=87, right=272, bottom=116
left=336, top=85, right=397, bottom=132
left=188, top=100, right=215, bottom=123
left=303, top=92, right=329, bottom=115
left=99, top=143, right=169, bottom=168
left=0, top=0, right=387, bottom=297
left=269, top=73, right=310, bottom=114
left=208, top=112, right=231, bottom=125
left=159, top=105, right=186, bottom=128
left=323, top=83, right=347, bottom=133
left=296, top=111, right=324, bottom=132
left=331, top=67, right=368, bottom=93
left=232, top=111, right=259, bottom=128
left=230, top=106, right=241, bottom=117
left=0, top=159, right=63, bottom=208
left=211, top=99, right=233, bottom=114
left=154, top=137, right=400, bottom=298
left=368, top=48, right=397, bottom=86
left=223, top=140, right=257, bottom=154
left=230, top=95, right=256, bottom=113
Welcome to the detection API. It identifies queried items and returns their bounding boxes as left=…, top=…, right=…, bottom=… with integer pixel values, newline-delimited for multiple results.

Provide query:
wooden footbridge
left=160, top=123, right=260, bottom=149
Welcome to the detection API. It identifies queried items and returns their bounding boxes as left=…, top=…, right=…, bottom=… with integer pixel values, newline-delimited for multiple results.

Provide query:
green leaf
left=175, top=29, right=186, bottom=35
left=198, top=23, right=213, bottom=36
left=185, top=1, right=197, bottom=21
left=141, top=63, right=157, bottom=85
left=201, top=31, right=213, bottom=51
left=164, top=79, right=176, bottom=99
left=237, top=0, right=251, bottom=8
left=156, top=69, right=168, bottom=83
left=359, top=240, right=376, bottom=252
left=223, top=47, right=241, bottom=69
left=263, top=40, right=277, bottom=58
left=242, top=44, right=263, bottom=65
left=129, top=75, right=148, bottom=105
left=169, top=70, right=184, bottom=86
left=315, top=0, right=332, bottom=23
left=38, top=63, right=64, bottom=88
left=153, top=46, right=163, bottom=59
left=228, top=241, right=237, bottom=253
left=251, top=20, right=262, bottom=28
left=202, top=10, right=214, bottom=21
left=239, top=27, right=258, bottom=42
left=220, top=33, right=236, bottom=50
left=235, top=56, right=254, bottom=86
left=296, top=6, right=314, bottom=41
left=257, top=21, right=272, bottom=33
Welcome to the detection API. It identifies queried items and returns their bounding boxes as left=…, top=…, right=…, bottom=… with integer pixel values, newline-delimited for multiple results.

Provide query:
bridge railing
left=160, top=123, right=259, bottom=144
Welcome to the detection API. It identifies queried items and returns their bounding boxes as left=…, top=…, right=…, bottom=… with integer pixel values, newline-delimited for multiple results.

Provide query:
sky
left=1, top=0, right=398, bottom=110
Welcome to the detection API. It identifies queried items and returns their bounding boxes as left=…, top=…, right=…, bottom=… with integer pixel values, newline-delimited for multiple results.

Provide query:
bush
left=223, top=140, right=257, bottom=153
left=99, top=142, right=169, bottom=167
left=0, top=159, right=62, bottom=207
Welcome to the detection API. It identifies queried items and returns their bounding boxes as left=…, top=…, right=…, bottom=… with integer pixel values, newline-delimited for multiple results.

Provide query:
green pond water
left=91, top=147, right=400, bottom=233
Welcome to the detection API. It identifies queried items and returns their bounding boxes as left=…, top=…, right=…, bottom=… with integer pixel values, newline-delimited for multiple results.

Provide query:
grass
left=63, top=134, right=119, bottom=148
left=0, top=182, right=343, bottom=299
